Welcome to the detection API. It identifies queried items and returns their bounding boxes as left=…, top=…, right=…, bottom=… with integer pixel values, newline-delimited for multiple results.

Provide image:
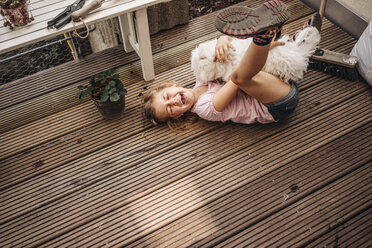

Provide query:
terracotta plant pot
left=1, top=2, right=33, bottom=28
left=92, top=95, right=126, bottom=120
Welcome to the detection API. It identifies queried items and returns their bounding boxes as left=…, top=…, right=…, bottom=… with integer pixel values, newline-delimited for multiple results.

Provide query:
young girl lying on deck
left=144, top=1, right=320, bottom=127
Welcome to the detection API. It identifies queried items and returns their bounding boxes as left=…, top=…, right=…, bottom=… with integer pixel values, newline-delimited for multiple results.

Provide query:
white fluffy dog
left=191, top=27, right=320, bottom=83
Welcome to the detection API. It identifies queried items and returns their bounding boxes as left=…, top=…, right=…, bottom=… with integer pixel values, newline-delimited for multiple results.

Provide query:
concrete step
left=301, top=0, right=371, bottom=39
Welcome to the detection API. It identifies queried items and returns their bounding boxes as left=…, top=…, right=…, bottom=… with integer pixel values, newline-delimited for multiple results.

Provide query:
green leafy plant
left=77, top=69, right=127, bottom=103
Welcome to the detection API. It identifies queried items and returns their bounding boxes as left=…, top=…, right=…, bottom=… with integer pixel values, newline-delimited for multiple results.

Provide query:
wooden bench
left=0, top=0, right=170, bottom=81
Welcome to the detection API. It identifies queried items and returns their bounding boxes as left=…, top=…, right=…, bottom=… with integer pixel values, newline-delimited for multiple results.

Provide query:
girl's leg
left=234, top=69, right=290, bottom=104
left=231, top=41, right=291, bottom=104
left=216, top=0, right=291, bottom=103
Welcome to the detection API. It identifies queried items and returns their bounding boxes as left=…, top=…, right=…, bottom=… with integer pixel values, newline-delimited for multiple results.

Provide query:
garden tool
left=70, top=0, right=104, bottom=39
left=308, top=0, right=358, bottom=80
left=47, top=0, right=86, bottom=29
left=64, top=33, right=78, bottom=60
left=47, top=0, right=86, bottom=60
left=71, top=0, right=105, bottom=22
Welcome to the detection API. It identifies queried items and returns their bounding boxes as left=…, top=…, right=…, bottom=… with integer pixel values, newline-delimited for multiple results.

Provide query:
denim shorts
left=264, top=80, right=299, bottom=120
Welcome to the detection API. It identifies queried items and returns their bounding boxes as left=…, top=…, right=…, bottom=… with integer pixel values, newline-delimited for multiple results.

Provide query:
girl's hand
left=214, top=36, right=236, bottom=63
left=270, top=41, right=285, bottom=49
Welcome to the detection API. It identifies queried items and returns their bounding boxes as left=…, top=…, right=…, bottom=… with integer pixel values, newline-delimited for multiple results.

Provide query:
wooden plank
left=0, top=16, right=363, bottom=183
left=33, top=95, right=372, bottom=248
left=0, top=0, right=168, bottom=53
left=150, top=0, right=313, bottom=53
left=0, top=26, right=352, bottom=134
left=0, top=0, right=311, bottom=112
left=127, top=124, right=371, bottom=248
left=217, top=165, right=371, bottom=247
left=0, top=73, right=368, bottom=222
left=0, top=37, right=205, bottom=155
left=0, top=43, right=194, bottom=133
left=0, top=1, right=368, bottom=247
left=0, top=1, right=73, bottom=40
left=304, top=208, right=371, bottom=248
left=0, top=0, right=71, bottom=36
left=0, top=46, right=139, bottom=110
left=0, top=1, right=319, bottom=136
left=0, top=15, right=223, bottom=132
left=0, top=69, right=369, bottom=229
left=0, top=87, right=370, bottom=247
left=283, top=16, right=356, bottom=54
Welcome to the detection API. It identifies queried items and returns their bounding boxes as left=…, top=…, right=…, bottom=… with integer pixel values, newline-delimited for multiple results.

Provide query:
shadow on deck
left=0, top=0, right=371, bottom=247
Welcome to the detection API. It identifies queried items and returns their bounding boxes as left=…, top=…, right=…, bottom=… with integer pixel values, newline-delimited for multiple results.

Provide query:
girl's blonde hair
left=143, top=80, right=198, bottom=129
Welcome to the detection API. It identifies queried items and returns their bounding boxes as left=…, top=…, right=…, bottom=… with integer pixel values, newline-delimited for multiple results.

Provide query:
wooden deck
left=0, top=0, right=371, bottom=247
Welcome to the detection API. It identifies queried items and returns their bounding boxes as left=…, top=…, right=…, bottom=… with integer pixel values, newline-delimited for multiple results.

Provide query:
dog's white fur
left=191, top=27, right=320, bottom=83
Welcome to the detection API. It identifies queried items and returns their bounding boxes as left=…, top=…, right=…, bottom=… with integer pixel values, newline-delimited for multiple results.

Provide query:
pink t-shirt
left=191, top=79, right=275, bottom=124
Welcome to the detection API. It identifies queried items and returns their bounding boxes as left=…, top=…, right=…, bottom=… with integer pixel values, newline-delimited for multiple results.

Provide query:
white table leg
left=118, top=9, right=155, bottom=81
left=133, top=8, right=155, bottom=81
left=118, top=13, right=134, bottom=53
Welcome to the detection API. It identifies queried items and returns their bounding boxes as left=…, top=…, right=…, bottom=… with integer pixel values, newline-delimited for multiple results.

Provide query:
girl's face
left=152, top=86, right=196, bottom=120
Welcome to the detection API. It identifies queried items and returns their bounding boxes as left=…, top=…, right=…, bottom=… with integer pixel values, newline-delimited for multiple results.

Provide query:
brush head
left=308, top=48, right=359, bottom=81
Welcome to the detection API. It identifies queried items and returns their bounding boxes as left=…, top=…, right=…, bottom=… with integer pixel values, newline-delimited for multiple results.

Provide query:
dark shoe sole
left=215, top=0, right=290, bottom=38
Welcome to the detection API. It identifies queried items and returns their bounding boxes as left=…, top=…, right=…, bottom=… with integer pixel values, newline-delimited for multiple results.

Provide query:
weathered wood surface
left=0, top=0, right=314, bottom=133
left=0, top=0, right=371, bottom=247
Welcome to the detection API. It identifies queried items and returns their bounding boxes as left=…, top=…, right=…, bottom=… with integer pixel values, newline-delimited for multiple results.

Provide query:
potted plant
left=0, top=0, right=34, bottom=29
left=77, top=69, right=128, bottom=120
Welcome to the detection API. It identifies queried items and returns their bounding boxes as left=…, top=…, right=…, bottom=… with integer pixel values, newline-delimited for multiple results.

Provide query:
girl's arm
left=213, top=36, right=239, bottom=111
left=213, top=80, right=240, bottom=112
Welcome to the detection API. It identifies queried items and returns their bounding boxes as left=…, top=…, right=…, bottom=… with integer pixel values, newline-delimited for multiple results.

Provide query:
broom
left=307, top=0, right=359, bottom=81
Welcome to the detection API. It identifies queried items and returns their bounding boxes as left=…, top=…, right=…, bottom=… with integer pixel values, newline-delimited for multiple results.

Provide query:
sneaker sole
left=215, top=0, right=290, bottom=38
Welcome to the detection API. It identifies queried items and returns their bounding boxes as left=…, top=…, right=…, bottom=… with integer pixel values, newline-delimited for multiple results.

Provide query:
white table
left=0, top=0, right=168, bottom=81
